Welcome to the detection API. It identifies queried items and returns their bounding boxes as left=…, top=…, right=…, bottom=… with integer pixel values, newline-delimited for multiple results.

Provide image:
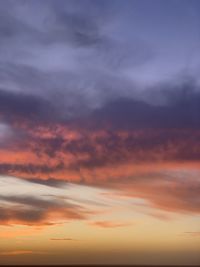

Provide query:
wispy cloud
left=0, top=176, right=118, bottom=226
left=50, top=238, right=78, bottom=241
left=0, top=250, right=33, bottom=256
left=90, top=221, right=132, bottom=228
left=183, top=231, right=200, bottom=237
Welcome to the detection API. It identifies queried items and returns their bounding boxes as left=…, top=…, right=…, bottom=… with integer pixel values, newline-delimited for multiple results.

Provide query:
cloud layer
left=0, top=176, right=102, bottom=225
left=0, top=0, right=200, bottom=227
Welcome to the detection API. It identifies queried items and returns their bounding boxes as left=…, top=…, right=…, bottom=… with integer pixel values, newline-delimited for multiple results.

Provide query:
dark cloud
left=0, top=162, right=65, bottom=176
left=1, top=76, right=200, bottom=131
left=0, top=88, right=57, bottom=123
left=0, top=206, right=45, bottom=224
left=0, top=126, right=200, bottom=179
left=87, top=86, right=200, bottom=130
left=0, top=195, right=86, bottom=225
left=27, top=178, right=68, bottom=188
left=0, top=195, right=66, bottom=209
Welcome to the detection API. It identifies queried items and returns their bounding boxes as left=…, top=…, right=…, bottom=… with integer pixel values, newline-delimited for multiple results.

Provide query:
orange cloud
left=50, top=238, right=78, bottom=241
left=0, top=121, right=200, bottom=217
left=110, top=170, right=200, bottom=214
left=90, top=221, right=132, bottom=228
left=0, top=250, right=33, bottom=256
left=1, top=125, right=200, bottom=180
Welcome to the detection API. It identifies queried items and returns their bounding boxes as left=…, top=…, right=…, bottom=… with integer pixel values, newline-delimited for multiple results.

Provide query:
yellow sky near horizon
left=0, top=175, right=200, bottom=265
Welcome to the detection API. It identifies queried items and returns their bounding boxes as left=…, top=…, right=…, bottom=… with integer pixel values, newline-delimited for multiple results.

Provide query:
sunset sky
left=0, top=0, right=200, bottom=265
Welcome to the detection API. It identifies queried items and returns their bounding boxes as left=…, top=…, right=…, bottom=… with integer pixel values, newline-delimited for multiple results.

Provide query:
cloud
left=27, top=178, right=68, bottom=188
left=0, top=88, right=58, bottom=123
left=90, top=221, right=132, bottom=228
left=110, top=170, right=200, bottom=214
left=0, top=250, right=33, bottom=256
left=0, top=176, right=116, bottom=226
left=0, top=114, right=200, bottom=216
left=0, top=0, right=155, bottom=120
left=86, top=85, right=200, bottom=130
left=0, top=0, right=199, bottom=123
left=0, top=205, right=85, bottom=226
left=183, top=232, right=200, bottom=237
left=1, top=124, right=199, bottom=177
left=0, top=163, right=65, bottom=176
left=49, top=8, right=105, bottom=47
left=0, top=177, right=90, bottom=225
left=0, top=3, right=199, bottom=124
left=50, top=238, right=78, bottom=241
left=0, top=164, right=199, bottom=228
left=0, top=1, right=200, bottom=226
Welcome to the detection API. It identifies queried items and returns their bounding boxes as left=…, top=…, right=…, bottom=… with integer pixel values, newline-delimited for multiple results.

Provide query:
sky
left=0, top=0, right=200, bottom=265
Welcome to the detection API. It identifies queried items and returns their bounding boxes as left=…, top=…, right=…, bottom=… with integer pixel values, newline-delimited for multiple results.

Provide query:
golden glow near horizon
left=0, top=175, right=200, bottom=265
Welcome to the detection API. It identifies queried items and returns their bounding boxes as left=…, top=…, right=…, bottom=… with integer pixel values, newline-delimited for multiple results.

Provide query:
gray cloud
left=0, top=193, right=86, bottom=225
left=0, top=206, right=45, bottom=224
left=0, top=88, right=57, bottom=123
left=0, top=0, right=155, bottom=119
left=27, top=178, right=68, bottom=188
